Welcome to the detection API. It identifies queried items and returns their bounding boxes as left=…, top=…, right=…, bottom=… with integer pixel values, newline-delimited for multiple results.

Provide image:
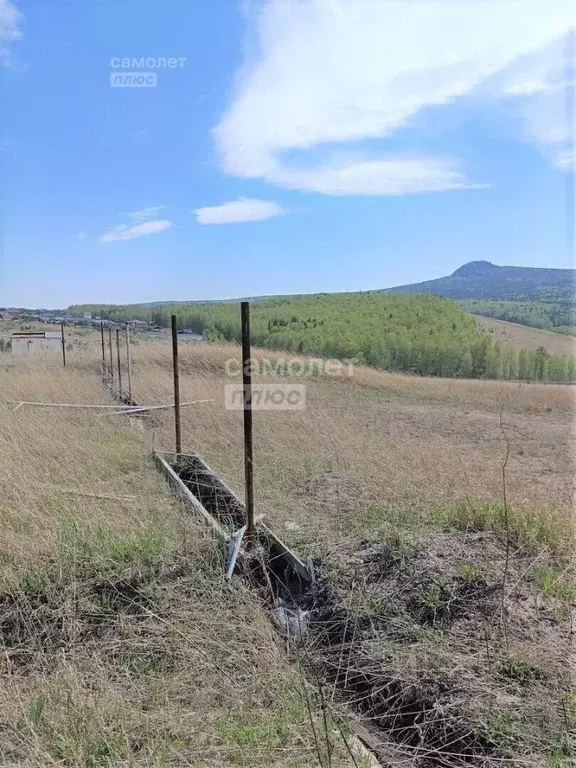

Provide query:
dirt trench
left=168, top=456, right=503, bottom=767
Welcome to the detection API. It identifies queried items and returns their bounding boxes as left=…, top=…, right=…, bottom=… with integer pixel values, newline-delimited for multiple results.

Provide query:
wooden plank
left=105, top=400, right=213, bottom=415
left=8, top=401, right=138, bottom=410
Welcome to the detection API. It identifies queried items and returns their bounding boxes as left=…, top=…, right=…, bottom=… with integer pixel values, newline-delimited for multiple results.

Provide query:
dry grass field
left=1, top=333, right=574, bottom=767
left=0, top=353, right=350, bottom=767
left=473, top=315, right=576, bottom=356
left=124, top=338, right=574, bottom=548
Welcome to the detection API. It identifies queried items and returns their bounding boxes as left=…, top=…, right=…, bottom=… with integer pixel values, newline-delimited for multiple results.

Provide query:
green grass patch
left=431, top=500, right=574, bottom=557
left=216, top=681, right=327, bottom=766
left=56, top=522, right=168, bottom=574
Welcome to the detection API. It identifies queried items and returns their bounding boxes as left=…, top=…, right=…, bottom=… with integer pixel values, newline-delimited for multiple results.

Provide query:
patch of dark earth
left=0, top=559, right=192, bottom=675
left=174, top=456, right=245, bottom=532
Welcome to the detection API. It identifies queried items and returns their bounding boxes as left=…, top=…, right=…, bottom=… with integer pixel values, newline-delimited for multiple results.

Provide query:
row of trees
left=69, top=293, right=576, bottom=382
left=460, top=298, right=576, bottom=330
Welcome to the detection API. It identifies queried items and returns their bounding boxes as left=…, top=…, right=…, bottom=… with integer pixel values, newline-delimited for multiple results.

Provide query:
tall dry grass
left=0, top=349, right=348, bottom=767
left=2, top=336, right=573, bottom=767
left=119, top=337, right=575, bottom=552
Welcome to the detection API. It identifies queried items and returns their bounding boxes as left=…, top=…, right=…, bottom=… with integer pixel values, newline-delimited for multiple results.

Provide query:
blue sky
left=1, top=0, right=574, bottom=308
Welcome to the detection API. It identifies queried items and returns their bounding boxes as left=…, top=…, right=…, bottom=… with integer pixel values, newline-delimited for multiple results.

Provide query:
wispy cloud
left=267, top=154, right=485, bottom=197
left=124, top=205, right=168, bottom=223
left=100, top=220, right=173, bottom=243
left=497, top=36, right=574, bottom=170
left=214, top=1, right=574, bottom=196
left=194, top=197, right=286, bottom=224
left=555, top=148, right=575, bottom=170
left=100, top=207, right=172, bottom=243
left=0, top=0, right=23, bottom=64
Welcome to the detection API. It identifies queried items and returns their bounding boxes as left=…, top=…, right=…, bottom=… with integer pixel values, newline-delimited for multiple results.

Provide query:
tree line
left=69, top=293, right=576, bottom=382
left=459, top=298, right=576, bottom=331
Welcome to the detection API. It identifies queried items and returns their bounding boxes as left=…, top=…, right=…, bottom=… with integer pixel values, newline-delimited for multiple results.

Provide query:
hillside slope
left=384, top=260, right=575, bottom=301
left=69, top=292, right=576, bottom=382
left=473, top=314, right=576, bottom=355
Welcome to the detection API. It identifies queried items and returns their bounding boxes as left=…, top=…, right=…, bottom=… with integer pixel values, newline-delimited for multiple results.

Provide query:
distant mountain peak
left=451, top=261, right=497, bottom=277
left=382, top=260, right=574, bottom=302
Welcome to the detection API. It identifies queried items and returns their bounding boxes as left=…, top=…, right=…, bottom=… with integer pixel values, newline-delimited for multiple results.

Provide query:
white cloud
left=214, top=0, right=574, bottom=195
left=124, top=205, right=168, bottom=223
left=100, top=207, right=173, bottom=243
left=0, top=0, right=22, bottom=63
left=498, top=39, right=566, bottom=97
left=267, top=154, right=486, bottom=196
left=555, top=148, right=575, bottom=170
left=100, top=220, right=173, bottom=243
left=194, top=197, right=286, bottom=224
left=496, top=38, right=574, bottom=170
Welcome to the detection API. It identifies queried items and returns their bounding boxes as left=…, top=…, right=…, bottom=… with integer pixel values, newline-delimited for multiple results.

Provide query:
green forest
left=459, top=298, right=576, bottom=331
left=69, top=293, right=576, bottom=382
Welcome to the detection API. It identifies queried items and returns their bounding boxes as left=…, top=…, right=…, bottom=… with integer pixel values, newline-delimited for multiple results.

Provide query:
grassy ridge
left=70, top=293, right=576, bottom=382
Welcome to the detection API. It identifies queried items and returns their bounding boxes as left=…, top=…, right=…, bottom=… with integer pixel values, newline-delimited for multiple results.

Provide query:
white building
left=11, top=331, right=62, bottom=356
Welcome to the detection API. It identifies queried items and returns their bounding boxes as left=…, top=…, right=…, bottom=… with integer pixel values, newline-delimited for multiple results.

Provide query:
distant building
left=11, top=331, right=61, bottom=356
left=83, top=312, right=92, bottom=321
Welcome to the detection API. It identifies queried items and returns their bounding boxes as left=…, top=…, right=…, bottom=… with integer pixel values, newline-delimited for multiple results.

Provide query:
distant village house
left=10, top=331, right=62, bottom=356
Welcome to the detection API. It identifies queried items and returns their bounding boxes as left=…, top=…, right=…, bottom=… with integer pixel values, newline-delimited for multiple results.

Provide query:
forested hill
left=383, top=261, right=575, bottom=301
left=384, top=261, right=575, bottom=331
left=69, top=292, right=575, bottom=382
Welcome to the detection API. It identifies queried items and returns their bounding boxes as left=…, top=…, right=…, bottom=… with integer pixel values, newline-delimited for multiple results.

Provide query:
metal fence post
left=125, top=323, right=133, bottom=403
left=61, top=322, right=66, bottom=367
left=241, top=302, right=255, bottom=540
left=115, top=329, right=122, bottom=398
left=108, top=327, right=114, bottom=385
left=171, top=315, right=182, bottom=457
left=100, top=322, right=106, bottom=376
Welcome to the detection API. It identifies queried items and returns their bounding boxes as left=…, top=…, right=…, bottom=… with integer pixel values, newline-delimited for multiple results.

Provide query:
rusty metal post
left=108, top=326, right=114, bottom=384
left=241, top=301, right=255, bottom=540
left=100, top=321, right=106, bottom=376
left=125, top=323, right=133, bottom=404
left=60, top=322, right=66, bottom=367
left=171, top=315, right=182, bottom=457
left=115, top=329, right=122, bottom=399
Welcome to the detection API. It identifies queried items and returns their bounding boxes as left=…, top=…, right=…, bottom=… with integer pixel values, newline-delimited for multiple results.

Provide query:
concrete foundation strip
left=156, top=450, right=311, bottom=583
